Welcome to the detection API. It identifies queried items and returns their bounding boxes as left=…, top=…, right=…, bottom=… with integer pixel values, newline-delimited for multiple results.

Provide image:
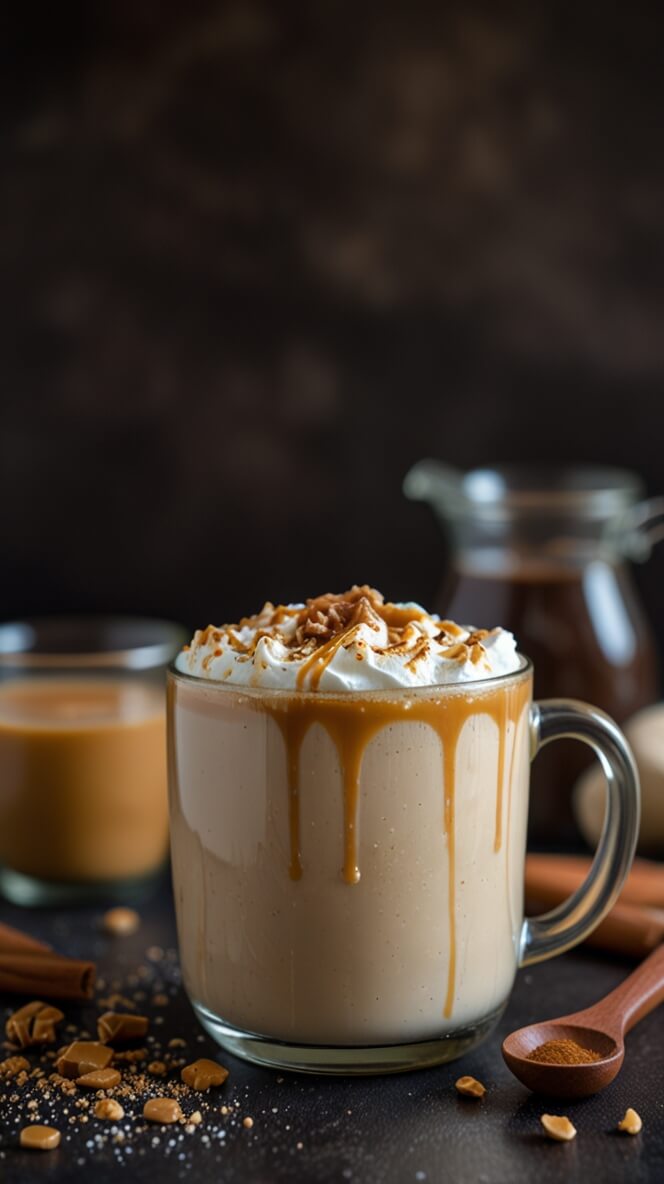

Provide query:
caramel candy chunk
left=55, top=1040, right=113, bottom=1079
left=20, top=1124, right=61, bottom=1150
left=0, top=1055, right=30, bottom=1078
left=143, top=1097, right=183, bottom=1124
left=31, top=1005, right=65, bottom=1044
left=540, top=1114, right=577, bottom=1142
left=76, top=1066, right=122, bottom=1089
left=7, top=1001, right=64, bottom=1048
left=95, top=1098, right=125, bottom=1120
left=103, top=907, right=140, bottom=937
left=98, top=1011, right=149, bottom=1043
left=455, top=1075, right=486, bottom=1098
left=618, top=1108, right=643, bottom=1135
left=180, top=1058, right=229, bottom=1091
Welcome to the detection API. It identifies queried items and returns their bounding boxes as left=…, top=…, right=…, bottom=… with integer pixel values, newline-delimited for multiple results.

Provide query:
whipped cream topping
left=175, top=587, right=521, bottom=692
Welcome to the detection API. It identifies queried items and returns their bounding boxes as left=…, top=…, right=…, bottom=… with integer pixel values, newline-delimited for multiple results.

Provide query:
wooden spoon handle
left=572, top=943, right=664, bottom=1038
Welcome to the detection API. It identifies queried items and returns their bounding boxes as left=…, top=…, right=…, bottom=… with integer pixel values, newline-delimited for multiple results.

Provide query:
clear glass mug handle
left=519, top=700, right=640, bottom=966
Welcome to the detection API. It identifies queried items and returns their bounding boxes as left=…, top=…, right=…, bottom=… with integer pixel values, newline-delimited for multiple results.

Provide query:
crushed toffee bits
left=76, top=1066, right=122, bottom=1089
left=0, top=1055, right=30, bottom=1078
left=181, top=1058, right=229, bottom=1090
left=184, top=1111, right=204, bottom=1132
left=98, top=1011, right=149, bottom=1043
left=6, top=1001, right=64, bottom=1048
left=98, top=992, right=136, bottom=1012
left=94, top=1098, right=125, bottom=1121
left=618, top=1108, right=643, bottom=1135
left=540, top=1114, right=577, bottom=1142
left=143, top=1097, right=183, bottom=1124
left=527, top=1038, right=602, bottom=1066
left=20, top=1124, right=61, bottom=1151
left=112, top=1047, right=148, bottom=1064
left=455, top=1075, right=486, bottom=1098
left=102, top=907, right=140, bottom=936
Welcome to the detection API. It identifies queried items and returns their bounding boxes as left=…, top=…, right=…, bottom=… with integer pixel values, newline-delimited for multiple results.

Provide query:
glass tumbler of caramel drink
left=0, top=616, right=186, bottom=905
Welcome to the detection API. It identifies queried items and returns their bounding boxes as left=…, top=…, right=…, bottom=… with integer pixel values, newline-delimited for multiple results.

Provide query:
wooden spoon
left=502, top=944, right=664, bottom=1098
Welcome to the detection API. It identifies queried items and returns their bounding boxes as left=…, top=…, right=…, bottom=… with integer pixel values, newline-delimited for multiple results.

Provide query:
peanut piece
left=540, top=1114, right=577, bottom=1142
left=455, top=1075, right=486, bottom=1098
left=94, top=1098, right=125, bottom=1121
left=617, top=1108, right=642, bottom=1135
left=102, top=908, right=140, bottom=937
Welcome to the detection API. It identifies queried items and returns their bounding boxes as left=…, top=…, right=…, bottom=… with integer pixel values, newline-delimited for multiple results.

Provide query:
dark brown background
left=3, top=1, right=664, bottom=655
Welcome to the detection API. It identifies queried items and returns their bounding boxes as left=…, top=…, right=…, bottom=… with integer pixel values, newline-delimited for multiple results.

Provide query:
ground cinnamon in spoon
left=527, top=1038, right=602, bottom=1065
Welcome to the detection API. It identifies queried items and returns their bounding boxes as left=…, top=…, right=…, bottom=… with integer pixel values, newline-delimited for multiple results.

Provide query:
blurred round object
left=574, top=702, right=664, bottom=853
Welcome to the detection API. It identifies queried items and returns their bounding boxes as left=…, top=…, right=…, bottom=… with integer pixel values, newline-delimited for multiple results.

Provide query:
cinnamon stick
left=525, top=855, right=664, bottom=909
left=0, top=921, right=52, bottom=956
left=525, top=854, right=664, bottom=958
left=525, top=892, right=664, bottom=959
left=0, top=921, right=95, bottom=1000
left=587, top=902, right=664, bottom=958
left=0, top=953, right=95, bottom=1001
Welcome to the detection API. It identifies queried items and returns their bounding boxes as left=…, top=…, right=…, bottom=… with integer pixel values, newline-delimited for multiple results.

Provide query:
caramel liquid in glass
left=0, top=678, right=168, bottom=882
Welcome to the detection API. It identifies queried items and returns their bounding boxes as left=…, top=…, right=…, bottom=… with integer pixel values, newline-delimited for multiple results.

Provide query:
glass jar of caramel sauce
left=405, top=463, right=664, bottom=844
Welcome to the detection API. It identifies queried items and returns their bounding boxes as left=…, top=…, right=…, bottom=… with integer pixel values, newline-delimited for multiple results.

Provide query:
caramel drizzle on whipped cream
left=190, top=586, right=496, bottom=685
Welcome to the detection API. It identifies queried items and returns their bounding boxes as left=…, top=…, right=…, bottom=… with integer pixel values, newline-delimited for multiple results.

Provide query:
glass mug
left=168, top=656, right=639, bottom=1074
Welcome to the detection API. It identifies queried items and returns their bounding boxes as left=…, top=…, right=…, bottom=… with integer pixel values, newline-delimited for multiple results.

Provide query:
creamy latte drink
left=168, top=587, right=640, bottom=1072
left=169, top=590, right=530, bottom=1049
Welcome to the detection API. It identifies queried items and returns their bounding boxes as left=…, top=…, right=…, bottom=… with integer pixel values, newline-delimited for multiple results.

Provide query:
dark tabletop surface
left=0, top=875, right=661, bottom=1184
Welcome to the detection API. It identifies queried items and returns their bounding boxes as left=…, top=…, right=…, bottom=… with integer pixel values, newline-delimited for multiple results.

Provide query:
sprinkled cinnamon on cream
left=176, top=587, right=520, bottom=691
